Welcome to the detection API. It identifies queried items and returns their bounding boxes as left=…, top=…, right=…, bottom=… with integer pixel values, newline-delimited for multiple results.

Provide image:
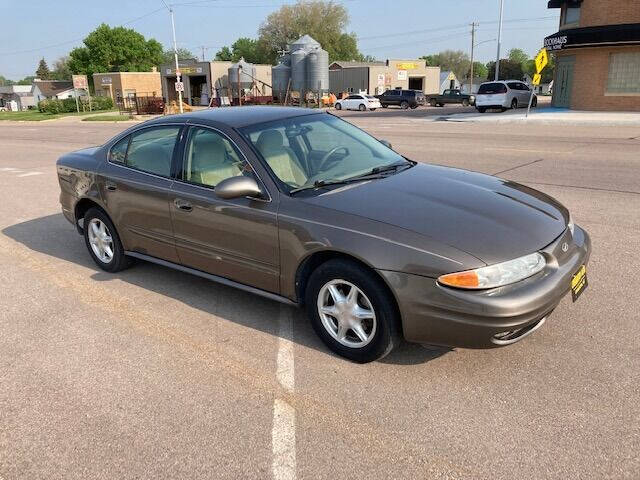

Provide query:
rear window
left=403, top=91, right=416, bottom=96
left=478, top=83, right=507, bottom=94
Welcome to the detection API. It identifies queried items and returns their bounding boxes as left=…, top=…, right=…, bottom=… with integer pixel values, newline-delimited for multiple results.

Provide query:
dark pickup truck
left=426, top=89, right=475, bottom=107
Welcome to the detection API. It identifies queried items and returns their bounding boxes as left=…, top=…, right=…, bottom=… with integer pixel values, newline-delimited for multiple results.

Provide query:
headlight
left=438, top=252, right=546, bottom=290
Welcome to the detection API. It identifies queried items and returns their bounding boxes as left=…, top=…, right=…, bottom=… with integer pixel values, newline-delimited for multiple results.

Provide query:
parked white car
left=475, top=81, right=537, bottom=113
left=335, top=94, right=381, bottom=111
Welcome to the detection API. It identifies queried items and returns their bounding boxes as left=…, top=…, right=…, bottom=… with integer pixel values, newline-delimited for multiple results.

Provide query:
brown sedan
left=57, top=107, right=591, bottom=363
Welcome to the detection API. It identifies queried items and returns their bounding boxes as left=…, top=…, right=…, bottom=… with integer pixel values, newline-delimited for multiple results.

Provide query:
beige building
left=545, top=0, right=640, bottom=110
left=329, top=59, right=440, bottom=96
left=160, top=59, right=273, bottom=106
left=92, top=71, right=162, bottom=101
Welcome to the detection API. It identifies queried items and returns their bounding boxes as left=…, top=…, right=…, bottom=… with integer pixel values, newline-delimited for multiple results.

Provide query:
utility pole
left=162, top=0, right=183, bottom=113
left=469, top=22, right=477, bottom=95
left=495, top=0, right=504, bottom=81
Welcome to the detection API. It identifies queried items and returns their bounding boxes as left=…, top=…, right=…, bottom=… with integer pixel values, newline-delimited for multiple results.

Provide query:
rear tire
left=358, top=104, right=366, bottom=111
left=511, top=99, right=518, bottom=109
left=410, top=104, right=418, bottom=109
left=382, top=104, right=388, bottom=108
left=369, top=108, right=376, bottom=111
left=437, top=103, right=444, bottom=107
left=335, top=103, right=342, bottom=110
left=532, top=97, right=538, bottom=108
left=477, top=107, right=486, bottom=113
left=305, top=259, right=400, bottom=363
left=429, top=99, right=437, bottom=107
left=400, top=101, right=409, bottom=110
left=462, top=99, right=469, bottom=107
left=83, top=207, right=131, bottom=273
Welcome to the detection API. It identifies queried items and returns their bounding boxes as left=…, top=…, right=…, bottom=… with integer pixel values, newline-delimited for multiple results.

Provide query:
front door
left=100, top=125, right=182, bottom=263
left=553, top=55, right=575, bottom=108
left=169, top=126, right=280, bottom=293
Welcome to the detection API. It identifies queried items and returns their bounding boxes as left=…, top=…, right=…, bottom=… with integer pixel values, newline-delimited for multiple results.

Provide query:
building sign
left=396, top=62, right=417, bottom=70
left=166, top=66, right=203, bottom=75
left=544, top=35, right=567, bottom=51
left=72, top=75, right=88, bottom=89
left=377, top=74, right=385, bottom=85
left=397, top=70, right=407, bottom=80
left=100, top=77, right=112, bottom=85
left=544, top=23, right=640, bottom=51
left=384, top=73, right=392, bottom=85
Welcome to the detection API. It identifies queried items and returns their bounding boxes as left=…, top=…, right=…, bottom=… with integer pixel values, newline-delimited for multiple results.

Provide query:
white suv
left=475, top=81, right=537, bottom=113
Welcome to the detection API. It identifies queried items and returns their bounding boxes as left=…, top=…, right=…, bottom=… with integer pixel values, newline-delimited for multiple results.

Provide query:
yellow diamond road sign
left=535, top=48, right=548, bottom=74
left=532, top=73, right=542, bottom=86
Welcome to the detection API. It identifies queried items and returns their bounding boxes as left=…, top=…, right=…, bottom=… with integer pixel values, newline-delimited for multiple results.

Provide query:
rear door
left=100, top=124, right=183, bottom=263
left=168, top=125, right=280, bottom=293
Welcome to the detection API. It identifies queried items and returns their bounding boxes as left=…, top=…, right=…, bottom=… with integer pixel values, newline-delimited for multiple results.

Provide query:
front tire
left=429, top=99, right=437, bottom=107
left=532, top=96, right=538, bottom=108
left=382, top=104, right=388, bottom=108
left=305, top=259, right=400, bottom=363
left=511, top=99, right=518, bottom=109
left=83, top=207, right=131, bottom=273
left=400, top=101, right=409, bottom=110
left=477, top=107, right=486, bottom=113
left=462, top=99, right=469, bottom=107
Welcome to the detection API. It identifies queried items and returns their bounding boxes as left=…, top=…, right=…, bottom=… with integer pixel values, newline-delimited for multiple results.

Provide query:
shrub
left=38, top=99, right=65, bottom=114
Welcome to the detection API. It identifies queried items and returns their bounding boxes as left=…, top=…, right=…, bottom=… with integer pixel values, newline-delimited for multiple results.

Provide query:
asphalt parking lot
left=1, top=111, right=639, bottom=479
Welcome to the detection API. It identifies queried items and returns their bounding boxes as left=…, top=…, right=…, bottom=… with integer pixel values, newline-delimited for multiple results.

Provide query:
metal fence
left=116, top=94, right=165, bottom=115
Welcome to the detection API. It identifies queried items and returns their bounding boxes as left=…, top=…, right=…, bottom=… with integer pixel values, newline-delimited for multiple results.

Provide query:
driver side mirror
left=379, top=139, right=393, bottom=150
left=215, top=176, right=263, bottom=200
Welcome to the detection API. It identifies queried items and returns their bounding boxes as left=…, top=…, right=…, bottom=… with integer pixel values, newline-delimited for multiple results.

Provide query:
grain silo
left=306, top=48, right=329, bottom=92
left=272, top=62, right=291, bottom=100
left=228, top=58, right=256, bottom=93
left=291, top=49, right=307, bottom=92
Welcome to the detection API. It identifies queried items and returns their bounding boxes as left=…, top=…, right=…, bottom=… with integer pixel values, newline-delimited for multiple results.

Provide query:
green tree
left=215, top=46, right=233, bottom=61
left=258, top=0, right=362, bottom=63
left=69, top=24, right=163, bottom=78
left=420, top=50, right=470, bottom=80
left=0, top=75, right=15, bottom=86
left=15, top=76, right=36, bottom=85
left=51, top=56, right=72, bottom=80
left=508, top=48, right=529, bottom=66
left=36, top=58, right=51, bottom=80
left=486, top=59, right=524, bottom=81
left=472, top=61, right=488, bottom=79
left=161, top=48, right=195, bottom=65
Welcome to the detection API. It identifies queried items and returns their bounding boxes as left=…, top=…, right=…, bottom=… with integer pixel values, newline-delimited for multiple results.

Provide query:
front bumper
left=379, top=225, right=591, bottom=348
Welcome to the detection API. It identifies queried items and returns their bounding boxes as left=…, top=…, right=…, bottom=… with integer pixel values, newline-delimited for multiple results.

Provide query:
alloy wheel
left=87, top=218, right=114, bottom=264
left=317, top=279, right=377, bottom=348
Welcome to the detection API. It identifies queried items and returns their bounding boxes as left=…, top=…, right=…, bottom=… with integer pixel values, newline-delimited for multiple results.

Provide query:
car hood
left=303, top=163, right=568, bottom=265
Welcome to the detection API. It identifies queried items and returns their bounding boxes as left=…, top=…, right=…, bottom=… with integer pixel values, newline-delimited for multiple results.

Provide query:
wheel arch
left=74, top=197, right=109, bottom=234
left=294, top=249, right=403, bottom=334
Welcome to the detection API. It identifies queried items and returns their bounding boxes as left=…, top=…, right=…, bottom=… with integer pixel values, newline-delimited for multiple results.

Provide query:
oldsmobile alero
left=56, top=107, right=591, bottom=362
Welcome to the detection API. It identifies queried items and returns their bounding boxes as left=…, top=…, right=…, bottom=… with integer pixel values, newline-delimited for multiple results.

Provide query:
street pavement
left=0, top=114, right=639, bottom=480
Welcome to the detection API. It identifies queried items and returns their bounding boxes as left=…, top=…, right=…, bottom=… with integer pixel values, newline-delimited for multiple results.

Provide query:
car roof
left=146, top=106, right=321, bottom=129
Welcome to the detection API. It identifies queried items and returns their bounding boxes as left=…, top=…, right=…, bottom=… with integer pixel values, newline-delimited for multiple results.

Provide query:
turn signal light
left=438, top=271, right=479, bottom=288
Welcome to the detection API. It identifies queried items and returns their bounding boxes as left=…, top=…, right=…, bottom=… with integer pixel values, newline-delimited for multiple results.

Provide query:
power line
left=0, top=7, right=165, bottom=57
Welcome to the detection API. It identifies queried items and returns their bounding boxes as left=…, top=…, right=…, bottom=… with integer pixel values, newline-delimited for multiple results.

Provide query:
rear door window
left=109, top=136, right=129, bottom=163
left=126, top=126, right=180, bottom=177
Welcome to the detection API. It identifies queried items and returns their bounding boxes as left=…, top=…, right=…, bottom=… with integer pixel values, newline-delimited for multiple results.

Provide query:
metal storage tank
left=228, top=58, right=256, bottom=89
left=272, top=63, right=291, bottom=97
left=291, top=34, right=320, bottom=52
left=291, top=49, right=307, bottom=92
left=306, top=48, right=329, bottom=92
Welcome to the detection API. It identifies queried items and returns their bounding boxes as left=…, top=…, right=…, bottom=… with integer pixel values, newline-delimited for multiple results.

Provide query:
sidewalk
left=441, top=107, right=640, bottom=126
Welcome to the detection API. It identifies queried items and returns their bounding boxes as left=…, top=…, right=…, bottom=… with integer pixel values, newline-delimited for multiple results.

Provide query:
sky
left=0, top=0, right=560, bottom=80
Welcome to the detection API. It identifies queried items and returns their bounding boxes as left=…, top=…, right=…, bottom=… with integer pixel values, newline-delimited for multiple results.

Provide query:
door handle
left=174, top=198, right=193, bottom=212
left=105, top=182, right=117, bottom=191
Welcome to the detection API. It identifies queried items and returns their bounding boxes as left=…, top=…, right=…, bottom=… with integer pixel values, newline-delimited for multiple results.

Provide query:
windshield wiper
left=289, top=162, right=414, bottom=195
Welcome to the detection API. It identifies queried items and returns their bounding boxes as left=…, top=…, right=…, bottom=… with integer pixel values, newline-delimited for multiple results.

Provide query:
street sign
left=175, top=81, right=184, bottom=92
left=532, top=73, right=542, bottom=86
left=72, top=75, right=88, bottom=90
left=535, top=48, right=548, bottom=74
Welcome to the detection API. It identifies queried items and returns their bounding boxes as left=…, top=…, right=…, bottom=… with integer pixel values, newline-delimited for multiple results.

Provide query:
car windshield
left=240, top=113, right=409, bottom=191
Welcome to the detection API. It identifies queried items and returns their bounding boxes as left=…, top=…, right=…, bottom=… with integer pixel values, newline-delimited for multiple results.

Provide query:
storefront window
left=607, top=52, right=640, bottom=94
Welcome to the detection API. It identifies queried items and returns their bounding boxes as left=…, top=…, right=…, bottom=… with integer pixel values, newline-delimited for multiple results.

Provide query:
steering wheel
left=317, top=146, right=350, bottom=172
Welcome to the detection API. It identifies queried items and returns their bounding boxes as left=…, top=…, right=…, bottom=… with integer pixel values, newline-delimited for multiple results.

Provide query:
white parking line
left=272, top=306, right=296, bottom=480
left=17, top=171, right=43, bottom=177
left=0, top=167, right=20, bottom=171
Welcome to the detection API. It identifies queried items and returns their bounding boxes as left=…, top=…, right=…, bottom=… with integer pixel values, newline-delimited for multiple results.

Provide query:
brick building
left=92, top=71, right=162, bottom=102
left=544, top=1, right=640, bottom=111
